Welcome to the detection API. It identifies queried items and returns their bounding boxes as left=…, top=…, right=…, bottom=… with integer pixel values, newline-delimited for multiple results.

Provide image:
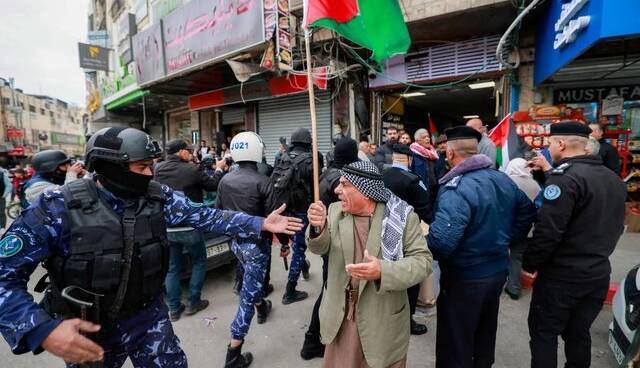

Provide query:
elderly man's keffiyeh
left=340, top=161, right=412, bottom=261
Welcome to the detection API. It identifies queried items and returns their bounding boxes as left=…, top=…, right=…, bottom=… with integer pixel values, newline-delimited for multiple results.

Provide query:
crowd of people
left=0, top=117, right=628, bottom=368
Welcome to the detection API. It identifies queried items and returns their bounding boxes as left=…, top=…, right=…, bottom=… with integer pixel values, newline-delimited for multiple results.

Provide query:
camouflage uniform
left=288, top=213, right=309, bottom=284
left=229, top=239, right=269, bottom=340
left=0, top=181, right=264, bottom=367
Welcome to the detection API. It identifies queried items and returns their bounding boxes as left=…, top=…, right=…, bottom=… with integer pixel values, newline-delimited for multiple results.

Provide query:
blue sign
left=535, top=0, right=640, bottom=85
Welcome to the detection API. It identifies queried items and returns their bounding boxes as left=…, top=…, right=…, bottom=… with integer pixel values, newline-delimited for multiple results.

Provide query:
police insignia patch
left=544, top=185, right=562, bottom=201
left=0, top=235, right=24, bottom=258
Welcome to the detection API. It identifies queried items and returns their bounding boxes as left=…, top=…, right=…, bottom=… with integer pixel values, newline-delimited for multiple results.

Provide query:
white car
left=609, top=265, right=640, bottom=366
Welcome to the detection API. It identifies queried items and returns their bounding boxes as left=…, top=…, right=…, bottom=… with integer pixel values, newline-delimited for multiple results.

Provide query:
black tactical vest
left=45, top=179, right=169, bottom=320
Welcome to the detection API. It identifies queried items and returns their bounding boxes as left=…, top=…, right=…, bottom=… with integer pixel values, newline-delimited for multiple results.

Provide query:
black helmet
left=32, top=150, right=71, bottom=174
left=291, top=128, right=312, bottom=145
left=86, top=127, right=162, bottom=172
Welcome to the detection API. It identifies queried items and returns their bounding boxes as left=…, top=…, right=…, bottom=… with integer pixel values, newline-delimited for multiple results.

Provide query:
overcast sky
left=0, top=1, right=88, bottom=106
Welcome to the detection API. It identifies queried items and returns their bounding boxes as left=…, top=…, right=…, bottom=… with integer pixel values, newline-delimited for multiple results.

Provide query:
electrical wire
left=496, top=0, right=545, bottom=69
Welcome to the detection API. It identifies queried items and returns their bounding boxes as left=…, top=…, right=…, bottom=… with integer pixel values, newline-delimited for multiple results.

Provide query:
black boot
left=224, top=342, right=253, bottom=368
left=256, top=299, right=272, bottom=324
left=282, top=281, right=308, bottom=305
left=410, top=318, right=428, bottom=335
left=300, top=332, right=325, bottom=360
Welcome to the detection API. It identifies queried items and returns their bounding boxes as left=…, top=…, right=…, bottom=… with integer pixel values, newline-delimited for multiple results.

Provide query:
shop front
left=188, top=72, right=334, bottom=164
left=531, top=0, right=640, bottom=197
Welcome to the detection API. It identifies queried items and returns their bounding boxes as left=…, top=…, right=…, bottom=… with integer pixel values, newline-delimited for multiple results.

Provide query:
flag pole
left=304, top=27, right=320, bottom=203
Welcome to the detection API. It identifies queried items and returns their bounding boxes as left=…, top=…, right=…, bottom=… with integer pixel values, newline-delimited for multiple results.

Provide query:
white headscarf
left=506, top=158, right=541, bottom=202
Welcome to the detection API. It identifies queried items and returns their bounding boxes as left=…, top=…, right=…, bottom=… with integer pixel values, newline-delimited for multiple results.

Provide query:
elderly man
left=307, top=161, right=431, bottom=368
left=410, top=128, right=439, bottom=198
left=358, top=141, right=371, bottom=162
left=466, top=118, right=496, bottom=168
left=588, top=123, right=621, bottom=174
left=428, top=126, right=536, bottom=368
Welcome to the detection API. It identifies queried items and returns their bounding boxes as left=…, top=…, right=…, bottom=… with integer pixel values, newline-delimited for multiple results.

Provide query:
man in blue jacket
left=427, top=126, right=536, bottom=368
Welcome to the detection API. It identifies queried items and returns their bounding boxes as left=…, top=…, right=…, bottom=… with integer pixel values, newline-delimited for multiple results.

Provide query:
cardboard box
left=625, top=202, right=640, bottom=233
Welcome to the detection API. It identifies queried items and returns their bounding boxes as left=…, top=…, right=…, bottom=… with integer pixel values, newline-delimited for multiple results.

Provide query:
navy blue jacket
left=427, top=155, right=536, bottom=280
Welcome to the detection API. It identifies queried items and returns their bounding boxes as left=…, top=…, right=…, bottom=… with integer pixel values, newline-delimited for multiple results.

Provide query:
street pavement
left=2, top=232, right=638, bottom=368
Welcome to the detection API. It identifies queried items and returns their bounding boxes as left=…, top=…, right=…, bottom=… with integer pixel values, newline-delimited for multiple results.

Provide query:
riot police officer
left=22, top=149, right=85, bottom=207
left=0, top=127, right=303, bottom=367
left=523, top=121, right=627, bottom=368
left=216, top=132, right=278, bottom=367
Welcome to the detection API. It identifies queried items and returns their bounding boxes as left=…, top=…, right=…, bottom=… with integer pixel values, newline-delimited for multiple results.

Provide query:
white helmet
left=230, top=132, right=264, bottom=163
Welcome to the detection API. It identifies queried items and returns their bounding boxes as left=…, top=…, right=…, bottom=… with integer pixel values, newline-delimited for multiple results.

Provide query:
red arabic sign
left=189, top=68, right=329, bottom=110
left=8, top=146, right=25, bottom=156
left=6, top=128, right=24, bottom=139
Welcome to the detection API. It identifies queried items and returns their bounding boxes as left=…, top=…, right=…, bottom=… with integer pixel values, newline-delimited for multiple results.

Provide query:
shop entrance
left=381, top=81, right=498, bottom=142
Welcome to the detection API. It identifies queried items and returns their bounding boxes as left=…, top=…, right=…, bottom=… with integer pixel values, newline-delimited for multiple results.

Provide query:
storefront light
left=468, top=81, right=496, bottom=90
left=401, top=92, right=426, bottom=98
left=464, top=115, right=480, bottom=119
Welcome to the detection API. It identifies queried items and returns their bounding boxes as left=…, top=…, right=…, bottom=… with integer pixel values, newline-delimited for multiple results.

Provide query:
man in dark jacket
left=274, top=128, right=324, bottom=305
left=427, top=126, right=536, bottom=368
left=154, top=140, right=226, bottom=202
left=301, top=137, right=358, bottom=360
left=589, top=123, right=621, bottom=174
left=383, top=143, right=432, bottom=336
left=374, top=126, right=398, bottom=172
left=524, top=121, right=626, bottom=368
left=154, top=139, right=227, bottom=321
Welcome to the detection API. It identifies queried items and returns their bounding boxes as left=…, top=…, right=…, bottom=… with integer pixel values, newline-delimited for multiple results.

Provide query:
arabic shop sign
left=535, top=0, right=640, bottom=85
left=554, top=85, right=640, bottom=103
left=162, top=0, right=265, bottom=77
left=554, top=0, right=590, bottom=50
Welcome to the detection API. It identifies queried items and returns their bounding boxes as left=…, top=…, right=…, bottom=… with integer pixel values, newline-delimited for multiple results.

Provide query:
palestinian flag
left=303, top=0, right=411, bottom=63
left=489, top=114, right=525, bottom=170
left=428, top=113, right=439, bottom=141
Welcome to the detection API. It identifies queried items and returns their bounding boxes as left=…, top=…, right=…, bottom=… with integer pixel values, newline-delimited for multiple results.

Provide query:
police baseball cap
left=444, top=126, right=482, bottom=142
left=392, top=143, right=413, bottom=156
left=550, top=121, right=592, bottom=138
left=166, top=139, right=194, bottom=154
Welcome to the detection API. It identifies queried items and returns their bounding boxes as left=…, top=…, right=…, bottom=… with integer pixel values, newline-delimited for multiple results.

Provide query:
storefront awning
left=105, top=89, right=150, bottom=111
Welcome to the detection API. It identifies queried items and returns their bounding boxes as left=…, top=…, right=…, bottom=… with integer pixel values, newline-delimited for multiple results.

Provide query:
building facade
left=0, top=78, right=86, bottom=158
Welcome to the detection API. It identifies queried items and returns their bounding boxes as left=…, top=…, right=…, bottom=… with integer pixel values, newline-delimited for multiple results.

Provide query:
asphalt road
left=2, top=232, right=638, bottom=368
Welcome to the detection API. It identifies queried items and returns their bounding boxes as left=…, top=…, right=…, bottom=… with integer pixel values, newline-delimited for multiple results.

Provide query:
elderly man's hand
left=307, top=201, right=327, bottom=231
left=528, top=154, right=552, bottom=172
left=346, top=250, right=381, bottom=281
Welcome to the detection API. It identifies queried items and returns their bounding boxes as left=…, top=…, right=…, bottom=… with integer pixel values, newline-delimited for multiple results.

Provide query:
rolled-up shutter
left=258, top=92, right=332, bottom=165
left=222, top=107, right=245, bottom=126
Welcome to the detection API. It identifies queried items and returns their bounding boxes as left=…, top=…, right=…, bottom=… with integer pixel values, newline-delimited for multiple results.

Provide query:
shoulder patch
left=0, top=235, right=24, bottom=258
left=445, top=176, right=462, bottom=188
left=551, top=162, right=572, bottom=175
left=543, top=184, right=562, bottom=201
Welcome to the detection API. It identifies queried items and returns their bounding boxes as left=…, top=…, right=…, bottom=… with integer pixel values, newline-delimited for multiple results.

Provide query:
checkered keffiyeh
left=340, top=161, right=391, bottom=203
left=340, top=161, right=412, bottom=261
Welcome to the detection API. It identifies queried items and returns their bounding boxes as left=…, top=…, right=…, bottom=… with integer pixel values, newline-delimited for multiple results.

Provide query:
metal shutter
left=258, top=92, right=332, bottom=164
left=221, top=107, right=245, bottom=126
left=406, top=35, right=502, bottom=82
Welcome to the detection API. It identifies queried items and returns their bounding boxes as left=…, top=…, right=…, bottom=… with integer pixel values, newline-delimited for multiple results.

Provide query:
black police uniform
left=383, top=166, right=432, bottom=223
left=524, top=154, right=626, bottom=368
left=216, top=162, right=276, bottom=296
left=382, top=145, right=432, bottom=336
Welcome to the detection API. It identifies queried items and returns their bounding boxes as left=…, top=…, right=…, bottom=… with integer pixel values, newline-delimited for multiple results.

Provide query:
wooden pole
left=304, top=28, right=320, bottom=203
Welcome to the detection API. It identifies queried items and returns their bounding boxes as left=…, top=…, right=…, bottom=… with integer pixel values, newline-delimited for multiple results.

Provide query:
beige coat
left=307, top=202, right=432, bottom=368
